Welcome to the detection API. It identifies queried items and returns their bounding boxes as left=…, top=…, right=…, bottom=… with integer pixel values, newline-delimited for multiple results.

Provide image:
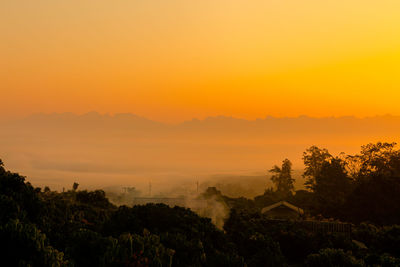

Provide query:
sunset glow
left=2, top=1, right=400, bottom=122
left=3, top=3, right=400, bottom=264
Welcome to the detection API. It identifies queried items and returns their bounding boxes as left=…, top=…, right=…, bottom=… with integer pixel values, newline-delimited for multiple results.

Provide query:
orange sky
left=1, top=1, right=400, bottom=123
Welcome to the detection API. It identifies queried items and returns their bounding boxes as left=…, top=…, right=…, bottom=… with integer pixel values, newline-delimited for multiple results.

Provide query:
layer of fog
left=1, top=112, right=400, bottom=198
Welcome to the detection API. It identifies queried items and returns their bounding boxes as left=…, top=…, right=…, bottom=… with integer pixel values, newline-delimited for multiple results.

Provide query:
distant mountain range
left=6, top=112, right=400, bottom=138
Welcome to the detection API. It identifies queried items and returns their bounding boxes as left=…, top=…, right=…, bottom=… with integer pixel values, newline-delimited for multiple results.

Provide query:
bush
left=0, top=219, right=67, bottom=266
left=305, top=248, right=364, bottom=267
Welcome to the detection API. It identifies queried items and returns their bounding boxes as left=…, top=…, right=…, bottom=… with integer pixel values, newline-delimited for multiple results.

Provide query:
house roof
left=261, top=201, right=304, bottom=215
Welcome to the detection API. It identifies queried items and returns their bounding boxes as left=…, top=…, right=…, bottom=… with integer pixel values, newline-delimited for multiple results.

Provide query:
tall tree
left=343, top=142, right=400, bottom=224
left=302, top=146, right=332, bottom=191
left=350, top=142, right=400, bottom=179
left=313, top=157, right=351, bottom=216
left=270, top=159, right=295, bottom=196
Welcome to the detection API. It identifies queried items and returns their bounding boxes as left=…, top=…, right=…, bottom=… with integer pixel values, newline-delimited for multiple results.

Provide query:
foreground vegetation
left=1, top=142, right=400, bottom=266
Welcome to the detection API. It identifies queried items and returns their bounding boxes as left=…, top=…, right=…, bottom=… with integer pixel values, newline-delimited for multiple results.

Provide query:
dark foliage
left=305, top=248, right=364, bottom=267
left=2, top=141, right=400, bottom=266
left=103, top=204, right=242, bottom=266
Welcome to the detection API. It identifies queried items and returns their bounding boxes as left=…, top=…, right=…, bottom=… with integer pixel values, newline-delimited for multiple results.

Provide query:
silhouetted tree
left=303, top=146, right=332, bottom=190
left=313, top=157, right=352, bottom=216
left=342, top=142, right=400, bottom=224
left=349, top=142, right=400, bottom=180
left=72, top=182, right=79, bottom=191
left=269, top=159, right=295, bottom=197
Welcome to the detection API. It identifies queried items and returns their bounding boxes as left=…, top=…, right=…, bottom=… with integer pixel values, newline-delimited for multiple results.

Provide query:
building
left=261, top=201, right=304, bottom=220
left=261, top=201, right=354, bottom=237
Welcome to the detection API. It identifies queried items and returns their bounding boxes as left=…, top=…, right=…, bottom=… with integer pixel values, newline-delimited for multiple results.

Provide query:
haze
left=1, top=1, right=400, bottom=195
left=1, top=113, right=400, bottom=196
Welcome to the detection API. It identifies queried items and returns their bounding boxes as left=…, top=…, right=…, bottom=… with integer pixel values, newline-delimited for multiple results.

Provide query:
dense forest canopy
left=1, top=142, right=400, bottom=266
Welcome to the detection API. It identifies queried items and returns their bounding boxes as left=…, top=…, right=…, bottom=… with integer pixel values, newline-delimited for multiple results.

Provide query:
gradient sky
left=1, top=1, right=400, bottom=123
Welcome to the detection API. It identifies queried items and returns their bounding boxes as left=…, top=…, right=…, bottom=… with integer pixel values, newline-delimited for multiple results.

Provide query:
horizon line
left=1, top=111, right=399, bottom=125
